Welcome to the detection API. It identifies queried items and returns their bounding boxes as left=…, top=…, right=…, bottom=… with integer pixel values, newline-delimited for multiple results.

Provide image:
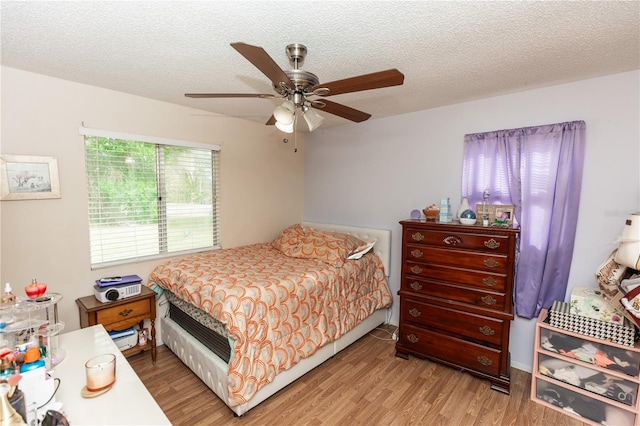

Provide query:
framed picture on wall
left=0, top=155, right=61, bottom=200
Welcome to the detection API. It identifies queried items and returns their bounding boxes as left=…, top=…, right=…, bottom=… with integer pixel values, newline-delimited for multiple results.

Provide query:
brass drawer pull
left=443, top=235, right=462, bottom=246
left=477, top=355, right=492, bottom=366
left=411, top=249, right=423, bottom=258
left=411, top=232, right=424, bottom=242
left=409, top=308, right=421, bottom=318
left=407, top=334, right=419, bottom=343
left=411, top=265, right=423, bottom=275
left=479, top=325, right=495, bottom=336
left=410, top=281, right=422, bottom=291
left=484, top=239, right=501, bottom=249
left=119, top=308, right=133, bottom=317
left=481, top=295, right=497, bottom=306
left=482, top=277, right=497, bottom=287
left=483, top=258, right=499, bottom=268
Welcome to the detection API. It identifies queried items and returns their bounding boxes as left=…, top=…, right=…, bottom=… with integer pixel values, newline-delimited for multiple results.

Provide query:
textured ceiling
left=1, top=1, right=639, bottom=130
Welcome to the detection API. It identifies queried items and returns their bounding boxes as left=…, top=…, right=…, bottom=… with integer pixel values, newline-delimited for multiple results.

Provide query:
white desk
left=52, top=325, right=171, bottom=425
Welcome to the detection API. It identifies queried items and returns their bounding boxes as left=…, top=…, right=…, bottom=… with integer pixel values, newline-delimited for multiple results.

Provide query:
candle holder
left=82, top=353, right=116, bottom=397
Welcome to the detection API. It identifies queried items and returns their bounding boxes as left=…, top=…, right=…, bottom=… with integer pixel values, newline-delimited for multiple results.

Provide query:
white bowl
left=459, top=218, right=477, bottom=225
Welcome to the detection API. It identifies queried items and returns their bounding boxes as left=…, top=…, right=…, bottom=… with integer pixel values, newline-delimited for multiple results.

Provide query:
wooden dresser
left=395, top=219, right=519, bottom=394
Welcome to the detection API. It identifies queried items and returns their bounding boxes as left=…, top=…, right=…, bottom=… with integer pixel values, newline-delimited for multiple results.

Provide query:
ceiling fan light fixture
left=273, top=100, right=295, bottom=125
left=187, top=43, right=405, bottom=128
left=303, top=106, right=324, bottom=132
left=275, top=119, right=295, bottom=133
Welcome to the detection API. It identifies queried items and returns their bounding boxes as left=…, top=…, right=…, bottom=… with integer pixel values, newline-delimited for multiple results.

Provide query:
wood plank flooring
left=129, top=326, right=588, bottom=425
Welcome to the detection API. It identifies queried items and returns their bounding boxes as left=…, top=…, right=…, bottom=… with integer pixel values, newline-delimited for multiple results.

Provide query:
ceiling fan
left=185, top=42, right=405, bottom=133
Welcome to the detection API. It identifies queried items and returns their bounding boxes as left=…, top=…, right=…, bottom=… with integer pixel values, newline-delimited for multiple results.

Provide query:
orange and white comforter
left=149, top=243, right=392, bottom=406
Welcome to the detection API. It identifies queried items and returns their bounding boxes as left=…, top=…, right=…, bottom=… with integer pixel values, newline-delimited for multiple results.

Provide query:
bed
left=149, top=221, right=393, bottom=416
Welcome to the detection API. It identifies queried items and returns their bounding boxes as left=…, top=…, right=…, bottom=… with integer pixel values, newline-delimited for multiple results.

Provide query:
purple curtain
left=462, top=121, right=586, bottom=318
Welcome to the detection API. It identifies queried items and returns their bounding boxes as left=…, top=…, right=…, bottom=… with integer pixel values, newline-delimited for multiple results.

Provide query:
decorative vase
left=456, top=198, right=470, bottom=220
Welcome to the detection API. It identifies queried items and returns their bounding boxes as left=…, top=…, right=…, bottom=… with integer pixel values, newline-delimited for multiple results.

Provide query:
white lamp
left=615, top=212, right=640, bottom=269
left=302, top=107, right=325, bottom=132
left=273, top=100, right=295, bottom=125
left=275, top=119, right=294, bottom=133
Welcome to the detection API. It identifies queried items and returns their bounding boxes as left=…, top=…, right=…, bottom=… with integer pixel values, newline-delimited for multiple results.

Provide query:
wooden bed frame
left=159, top=221, right=392, bottom=416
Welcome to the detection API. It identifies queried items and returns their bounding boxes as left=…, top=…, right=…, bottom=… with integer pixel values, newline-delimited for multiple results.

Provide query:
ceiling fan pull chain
left=294, top=114, right=298, bottom=153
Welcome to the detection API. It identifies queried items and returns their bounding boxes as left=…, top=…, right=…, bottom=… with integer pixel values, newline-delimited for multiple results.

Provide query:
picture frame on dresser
left=494, top=205, right=514, bottom=224
left=474, top=203, right=515, bottom=225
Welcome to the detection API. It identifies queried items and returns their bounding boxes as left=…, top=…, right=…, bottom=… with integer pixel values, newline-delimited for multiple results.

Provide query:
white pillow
left=347, top=239, right=377, bottom=260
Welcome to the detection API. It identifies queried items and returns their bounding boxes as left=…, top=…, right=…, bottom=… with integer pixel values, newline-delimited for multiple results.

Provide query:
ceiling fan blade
left=231, top=42, right=294, bottom=89
left=266, top=115, right=276, bottom=125
left=314, top=69, right=404, bottom=97
left=316, top=100, right=371, bottom=123
left=185, top=93, right=277, bottom=99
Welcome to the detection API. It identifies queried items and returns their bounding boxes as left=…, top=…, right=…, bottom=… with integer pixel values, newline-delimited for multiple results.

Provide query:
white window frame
left=79, top=126, right=221, bottom=269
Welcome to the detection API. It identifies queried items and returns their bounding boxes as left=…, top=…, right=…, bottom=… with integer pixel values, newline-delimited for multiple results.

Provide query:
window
left=80, top=127, right=220, bottom=268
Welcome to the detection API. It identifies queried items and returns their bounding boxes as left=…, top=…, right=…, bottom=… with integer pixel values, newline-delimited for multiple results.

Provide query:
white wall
left=0, top=67, right=305, bottom=333
left=2, top=66, right=637, bottom=372
left=303, top=70, right=640, bottom=372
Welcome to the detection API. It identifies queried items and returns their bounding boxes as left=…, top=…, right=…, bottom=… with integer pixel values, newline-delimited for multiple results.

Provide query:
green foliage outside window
left=84, top=136, right=218, bottom=266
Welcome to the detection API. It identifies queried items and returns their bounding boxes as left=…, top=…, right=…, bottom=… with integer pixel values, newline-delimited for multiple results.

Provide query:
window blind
left=81, top=127, right=220, bottom=268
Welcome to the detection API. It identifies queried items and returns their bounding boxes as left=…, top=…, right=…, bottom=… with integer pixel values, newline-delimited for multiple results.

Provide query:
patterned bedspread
left=149, top=242, right=392, bottom=406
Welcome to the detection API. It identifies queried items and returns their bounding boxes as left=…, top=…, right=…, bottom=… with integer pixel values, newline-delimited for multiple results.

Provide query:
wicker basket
left=422, top=205, right=440, bottom=220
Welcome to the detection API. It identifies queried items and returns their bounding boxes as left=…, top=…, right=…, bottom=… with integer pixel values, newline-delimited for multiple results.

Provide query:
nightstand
left=76, top=285, right=156, bottom=364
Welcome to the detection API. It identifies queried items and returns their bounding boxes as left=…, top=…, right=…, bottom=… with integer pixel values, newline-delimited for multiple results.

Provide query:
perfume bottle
left=481, top=188, right=490, bottom=226
left=1, top=283, right=15, bottom=306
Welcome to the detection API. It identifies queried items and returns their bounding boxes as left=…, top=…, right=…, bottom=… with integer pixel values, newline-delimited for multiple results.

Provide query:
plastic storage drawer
left=539, top=327, right=640, bottom=377
left=538, top=353, right=637, bottom=406
left=534, top=378, right=635, bottom=426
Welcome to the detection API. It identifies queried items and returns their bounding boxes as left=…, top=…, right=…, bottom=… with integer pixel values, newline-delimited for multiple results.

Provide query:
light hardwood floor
left=129, top=326, right=588, bottom=426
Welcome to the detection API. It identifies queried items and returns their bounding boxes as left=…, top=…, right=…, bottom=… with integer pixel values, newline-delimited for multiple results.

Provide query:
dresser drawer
left=404, top=261, right=507, bottom=291
left=401, top=298, right=505, bottom=346
left=405, top=244, right=508, bottom=273
left=404, top=227, right=509, bottom=254
left=399, top=323, right=502, bottom=376
left=96, top=298, right=152, bottom=330
left=402, top=277, right=506, bottom=311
